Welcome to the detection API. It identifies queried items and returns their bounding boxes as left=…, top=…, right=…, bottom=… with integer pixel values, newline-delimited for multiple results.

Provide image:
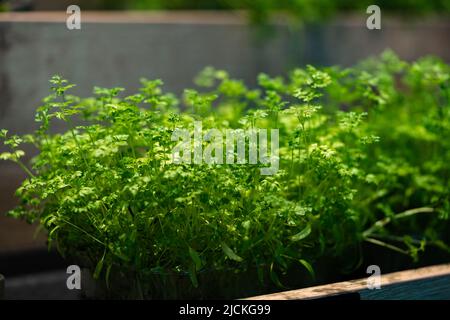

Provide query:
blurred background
left=0, top=0, right=449, bottom=298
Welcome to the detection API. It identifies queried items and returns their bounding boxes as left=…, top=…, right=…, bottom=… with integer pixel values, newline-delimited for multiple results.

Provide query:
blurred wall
left=0, top=12, right=449, bottom=253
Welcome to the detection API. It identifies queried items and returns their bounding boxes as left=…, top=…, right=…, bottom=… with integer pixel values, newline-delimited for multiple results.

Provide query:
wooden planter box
left=1, top=264, right=449, bottom=299
left=246, top=264, right=450, bottom=300
left=80, top=263, right=450, bottom=300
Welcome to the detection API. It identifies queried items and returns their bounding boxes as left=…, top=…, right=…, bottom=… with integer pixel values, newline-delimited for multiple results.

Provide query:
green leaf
left=221, top=242, right=243, bottom=262
left=49, top=225, right=60, bottom=238
left=242, top=220, right=251, bottom=230
left=14, top=150, right=25, bottom=159
left=269, top=263, right=284, bottom=288
left=299, top=259, right=315, bottom=279
left=93, top=251, right=106, bottom=279
left=189, top=266, right=199, bottom=288
left=0, top=152, right=12, bottom=161
left=105, top=264, right=112, bottom=290
left=188, top=247, right=202, bottom=270
left=256, top=266, right=265, bottom=284
left=290, top=224, right=312, bottom=242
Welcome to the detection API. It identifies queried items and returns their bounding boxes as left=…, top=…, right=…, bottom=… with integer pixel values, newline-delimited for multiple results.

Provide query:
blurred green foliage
left=101, top=0, right=450, bottom=23
left=3, top=0, right=449, bottom=23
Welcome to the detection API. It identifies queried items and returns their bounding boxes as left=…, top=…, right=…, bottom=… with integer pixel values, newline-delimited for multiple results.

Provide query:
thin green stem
left=363, top=207, right=434, bottom=238
left=364, top=237, right=409, bottom=255
left=60, top=218, right=107, bottom=247
left=16, top=160, right=35, bottom=178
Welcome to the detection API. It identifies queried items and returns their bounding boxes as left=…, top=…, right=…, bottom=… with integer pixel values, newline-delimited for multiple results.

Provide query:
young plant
left=1, top=51, right=449, bottom=298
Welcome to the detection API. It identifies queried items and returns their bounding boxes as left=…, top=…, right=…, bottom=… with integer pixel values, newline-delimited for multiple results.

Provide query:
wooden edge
left=0, top=11, right=249, bottom=25
left=244, top=263, right=450, bottom=300
left=0, top=11, right=448, bottom=26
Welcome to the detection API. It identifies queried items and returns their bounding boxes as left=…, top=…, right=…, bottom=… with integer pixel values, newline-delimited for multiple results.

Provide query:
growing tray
left=246, top=264, right=450, bottom=300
